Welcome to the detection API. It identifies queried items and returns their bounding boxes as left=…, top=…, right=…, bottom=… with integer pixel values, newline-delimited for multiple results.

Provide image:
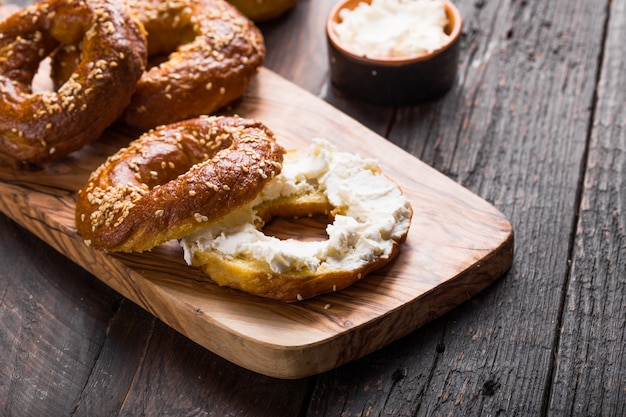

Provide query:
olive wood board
left=0, top=67, right=514, bottom=379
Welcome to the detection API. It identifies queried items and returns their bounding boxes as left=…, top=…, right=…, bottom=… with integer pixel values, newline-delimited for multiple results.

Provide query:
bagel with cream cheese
left=76, top=117, right=412, bottom=302
left=181, top=138, right=413, bottom=302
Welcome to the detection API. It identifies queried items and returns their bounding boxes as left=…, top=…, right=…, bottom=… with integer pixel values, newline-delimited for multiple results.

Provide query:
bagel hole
left=145, top=26, right=196, bottom=69
left=262, top=214, right=332, bottom=242
left=32, top=57, right=55, bottom=93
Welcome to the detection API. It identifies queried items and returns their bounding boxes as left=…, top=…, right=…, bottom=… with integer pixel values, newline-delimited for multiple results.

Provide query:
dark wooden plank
left=259, top=0, right=331, bottom=94
left=112, top=314, right=311, bottom=416
left=0, top=214, right=120, bottom=415
left=68, top=298, right=312, bottom=417
left=389, top=0, right=608, bottom=414
left=69, top=300, right=154, bottom=416
left=302, top=0, right=611, bottom=415
left=307, top=319, right=447, bottom=417
left=547, top=0, right=626, bottom=414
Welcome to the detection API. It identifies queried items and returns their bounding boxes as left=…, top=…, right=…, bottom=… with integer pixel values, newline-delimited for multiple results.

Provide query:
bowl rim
left=326, top=0, right=463, bottom=66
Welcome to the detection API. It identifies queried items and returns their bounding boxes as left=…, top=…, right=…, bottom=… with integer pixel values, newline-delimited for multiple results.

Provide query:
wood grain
left=547, top=0, right=626, bottom=414
left=315, top=0, right=619, bottom=414
left=0, top=68, right=513, bottom=379
left=3, top=0, right=623, bottom=415
left=0, top=205, right=120, bottom=415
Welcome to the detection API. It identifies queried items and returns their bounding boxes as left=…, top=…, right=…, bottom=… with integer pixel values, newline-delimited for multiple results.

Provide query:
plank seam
left=539, top=0, right=613, bottom=414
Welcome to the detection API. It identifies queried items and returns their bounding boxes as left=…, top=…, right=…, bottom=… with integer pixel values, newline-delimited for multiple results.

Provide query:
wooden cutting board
left=0, top=67, right=514, bottom=379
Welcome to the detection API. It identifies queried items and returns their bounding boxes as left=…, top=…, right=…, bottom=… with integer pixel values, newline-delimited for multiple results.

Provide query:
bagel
left=75, top=115, right=285, bottom=252
left=227, top=0, right=298, bottom=22
left=181, top=138, right=413, bottom=302
left=52, top=0, right=266, bottom=130
left=0, top=0, right=146, bottom=164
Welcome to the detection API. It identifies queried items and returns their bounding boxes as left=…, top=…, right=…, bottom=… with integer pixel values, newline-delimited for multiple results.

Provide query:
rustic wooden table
left=1, top=0, right=624, bottom=416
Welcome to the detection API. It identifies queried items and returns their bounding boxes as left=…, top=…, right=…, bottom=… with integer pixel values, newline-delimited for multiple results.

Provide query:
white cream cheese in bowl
left=325, top=0, right=462, bottom=105
left=333, top=0, right=451, bottom=58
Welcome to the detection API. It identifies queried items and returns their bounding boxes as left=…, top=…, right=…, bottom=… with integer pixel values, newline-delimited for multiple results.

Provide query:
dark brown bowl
left=326, top=0, right=462, bottom=105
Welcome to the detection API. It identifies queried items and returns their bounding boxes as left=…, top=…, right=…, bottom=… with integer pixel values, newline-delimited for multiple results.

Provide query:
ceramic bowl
left=326, top=0, right=462, bottom=105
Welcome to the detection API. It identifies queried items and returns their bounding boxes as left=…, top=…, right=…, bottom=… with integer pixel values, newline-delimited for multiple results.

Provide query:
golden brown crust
left=53, top=0, right=266, bottom=130
left=0, top=0, right=147, bottom=164
left=75, top=115, right=285, bottom=252
left=122, top=0, right=265, bottom=129
left=190, top=223, right=401, bottom=303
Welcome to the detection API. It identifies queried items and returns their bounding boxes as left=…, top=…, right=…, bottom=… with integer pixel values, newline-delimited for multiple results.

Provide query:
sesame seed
left=194, top=213, right=208, bottom=222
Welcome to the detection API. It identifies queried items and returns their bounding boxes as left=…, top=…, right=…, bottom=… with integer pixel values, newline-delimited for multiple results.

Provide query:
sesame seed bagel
left=0, top=0, right=147, bottom=164
left=181, top=139, right=413, bottom=302
left=52, top=0, right=266, bottom=130
left=75, top=115, right=285, bottom=253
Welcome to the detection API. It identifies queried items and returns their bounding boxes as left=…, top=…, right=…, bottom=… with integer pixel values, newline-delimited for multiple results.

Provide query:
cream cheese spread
left=333, top=0, right=450, bottom=58
left=180, top=139, right=413, bottom=275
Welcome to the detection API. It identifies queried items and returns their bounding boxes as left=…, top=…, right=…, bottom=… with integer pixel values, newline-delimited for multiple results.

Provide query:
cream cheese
left=333, top=0, right=450, bottom=58
left=180, top=139, right=413, bottom=275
